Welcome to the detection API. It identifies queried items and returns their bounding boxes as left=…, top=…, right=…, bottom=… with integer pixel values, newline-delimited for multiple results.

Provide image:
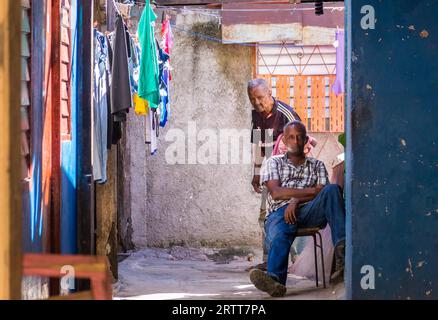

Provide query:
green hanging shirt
left=138, top=2, right=160, bottom=108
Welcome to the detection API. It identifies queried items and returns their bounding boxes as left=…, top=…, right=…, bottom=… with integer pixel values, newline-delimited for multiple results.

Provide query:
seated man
left=250, top=121, right=346, bottom=297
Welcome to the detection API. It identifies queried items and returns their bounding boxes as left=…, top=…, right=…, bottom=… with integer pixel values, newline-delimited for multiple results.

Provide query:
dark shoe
left=330, top=240, right=345, bottom=284
left=245, top=262, right=267, bottom=272
left=250, top=269, right=286, bottom=297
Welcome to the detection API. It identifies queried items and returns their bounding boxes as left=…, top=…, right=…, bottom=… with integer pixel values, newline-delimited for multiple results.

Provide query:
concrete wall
left=96, top=148, right=119, bottom=279
left=126, top=12, right=261, bottom=248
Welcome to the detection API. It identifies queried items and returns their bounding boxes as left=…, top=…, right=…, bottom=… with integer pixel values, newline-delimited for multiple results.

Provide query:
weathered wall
left=308, top=133, right=344, bottom=180
left=126, top=12, right=261, bottom=248
left=96, top=148, right=118, bottom=279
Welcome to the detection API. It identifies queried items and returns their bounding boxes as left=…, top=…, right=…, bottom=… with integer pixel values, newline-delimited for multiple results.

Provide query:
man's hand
left=252, top=175, right=262, bottom=194
left=284, top=198, right=299, bottom=225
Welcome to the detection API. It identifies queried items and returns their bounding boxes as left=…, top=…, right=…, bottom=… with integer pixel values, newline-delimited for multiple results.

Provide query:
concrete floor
left=113, top=246, right=345, bottom=300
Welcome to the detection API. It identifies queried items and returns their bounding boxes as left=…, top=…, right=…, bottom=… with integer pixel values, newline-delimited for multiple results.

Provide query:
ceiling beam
left=156, top=0, right=344, bottom=6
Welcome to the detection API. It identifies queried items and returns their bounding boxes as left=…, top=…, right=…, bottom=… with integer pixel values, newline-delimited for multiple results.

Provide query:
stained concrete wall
left=125, top=11, right=261, bottom=248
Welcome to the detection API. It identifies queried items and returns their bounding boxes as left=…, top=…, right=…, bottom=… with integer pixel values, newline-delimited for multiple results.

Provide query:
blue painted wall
left=346, top=0, right=438, bottom=299
left=60, top=0, right=80, bottom=254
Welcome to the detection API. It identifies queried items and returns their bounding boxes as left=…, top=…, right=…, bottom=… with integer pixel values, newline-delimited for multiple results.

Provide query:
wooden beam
left=158, top=0, right=289, bottom=6
left=157, top=0, right=341, bottom=6
left=50, top=0, right=62, bottom=256
left=0, top=0, right=22, bottom=300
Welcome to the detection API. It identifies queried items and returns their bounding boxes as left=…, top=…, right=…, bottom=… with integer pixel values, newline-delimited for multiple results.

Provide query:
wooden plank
left=275, top=75, right=291, bottom=105
left=310, top=75, right=325, bottom=132
left=61, top=81, right=69, bottom=100
left=0, top=0, right=22, bottom=300
left=329, top=75, right=344, bottom=133
left=61, top=26, right=70, bottom=46
left=49, top=0, right=62, bottom=277
left=21, top=132, right=30, bottom=155
left=48, top=290, right=94, bottom=300
left=61, top=99, right=70, bottom=117
left=61, top=117, right=70, bottom=137
left=159, top=0, right=291, bottom=6
left=222, top=2, right=344, bottom=27
left=292, top=75, right=308, bottom=124
left=61, top=63, right=69, bottom=81
left=61, top=44, right=70, bottom=63
left=61, top=8, right=70, bottom=27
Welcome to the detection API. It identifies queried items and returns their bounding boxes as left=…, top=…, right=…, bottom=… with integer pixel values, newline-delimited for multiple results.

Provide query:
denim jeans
left=259, top=188, right=269, bottom=262
left=265, top=184, right=346, bottom=285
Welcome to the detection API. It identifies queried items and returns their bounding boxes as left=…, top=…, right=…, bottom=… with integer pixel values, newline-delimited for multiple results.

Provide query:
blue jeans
left=265, top=184, right=346, bottom=285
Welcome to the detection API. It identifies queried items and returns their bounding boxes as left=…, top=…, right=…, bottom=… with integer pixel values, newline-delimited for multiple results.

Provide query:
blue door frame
left=61, top=0, right=94, bottom=255
left=346, top=0, right=438, bottom=299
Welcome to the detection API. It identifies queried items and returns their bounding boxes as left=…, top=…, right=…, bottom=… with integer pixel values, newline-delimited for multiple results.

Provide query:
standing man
left=248, top=79, right=301, bottom=271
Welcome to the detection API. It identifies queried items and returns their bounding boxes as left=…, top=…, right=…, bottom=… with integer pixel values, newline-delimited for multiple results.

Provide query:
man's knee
left=321, top=184, right=341, bottom=196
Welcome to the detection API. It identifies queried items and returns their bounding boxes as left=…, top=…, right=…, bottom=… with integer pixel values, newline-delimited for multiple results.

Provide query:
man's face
left=248, top=86, right=273, bottom=115
left=282, top=125, right=308, bottom=156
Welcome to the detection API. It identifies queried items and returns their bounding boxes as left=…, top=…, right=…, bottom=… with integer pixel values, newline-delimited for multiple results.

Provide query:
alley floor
left=113, top=247, right=345, bottom=300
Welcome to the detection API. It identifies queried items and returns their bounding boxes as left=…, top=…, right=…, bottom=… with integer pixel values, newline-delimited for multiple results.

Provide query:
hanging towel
left=138, top=1, right=160, bottom=108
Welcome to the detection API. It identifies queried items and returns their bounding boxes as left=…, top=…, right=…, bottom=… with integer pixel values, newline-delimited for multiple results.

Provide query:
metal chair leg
left=312, top=235, right=319, bottom=287
left=317, top=232, right=327, bottom=288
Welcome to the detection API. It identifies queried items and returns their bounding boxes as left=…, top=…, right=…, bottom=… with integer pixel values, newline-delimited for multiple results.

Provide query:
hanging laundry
left=138, top=1, right=160, bottom=108
left=157, top=44, right=170, bottom=127
left=161, top=16, right=173, bottom=80
left=129, top=37, right=141, bottom=94
left=145, top=108, right=159, bottom=155
left=93, top=29, right=111, bottom=184
left=105, top=31, right=123, bottom=146
left=111, top=16, right=132, bottom=123
left=161, top=17, right=173, bottom=54
left=134, top=93, right=149, bottom=116
left=332, top=30, right=345, bottom=95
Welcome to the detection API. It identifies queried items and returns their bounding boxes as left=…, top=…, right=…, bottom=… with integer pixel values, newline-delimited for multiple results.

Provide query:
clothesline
left=125, top=1, right=344, bottom=13
left=157, top=4, right=344, bottom=13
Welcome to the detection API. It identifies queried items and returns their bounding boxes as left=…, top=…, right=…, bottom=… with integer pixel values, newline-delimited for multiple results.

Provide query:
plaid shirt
left=261, top=154, right=329, bottom=215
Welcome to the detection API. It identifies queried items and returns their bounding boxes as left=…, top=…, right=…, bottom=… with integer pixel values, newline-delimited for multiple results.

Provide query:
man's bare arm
left=266, top=180, right=324, bottom=201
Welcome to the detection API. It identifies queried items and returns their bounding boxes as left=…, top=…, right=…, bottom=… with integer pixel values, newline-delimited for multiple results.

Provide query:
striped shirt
left=261, top=154, right=329, bottom=215
left=251, top=98, right=301, bottom=157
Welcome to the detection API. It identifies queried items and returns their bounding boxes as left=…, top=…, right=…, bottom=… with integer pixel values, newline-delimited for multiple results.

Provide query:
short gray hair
left=247, top=78, right=269, bottom=91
